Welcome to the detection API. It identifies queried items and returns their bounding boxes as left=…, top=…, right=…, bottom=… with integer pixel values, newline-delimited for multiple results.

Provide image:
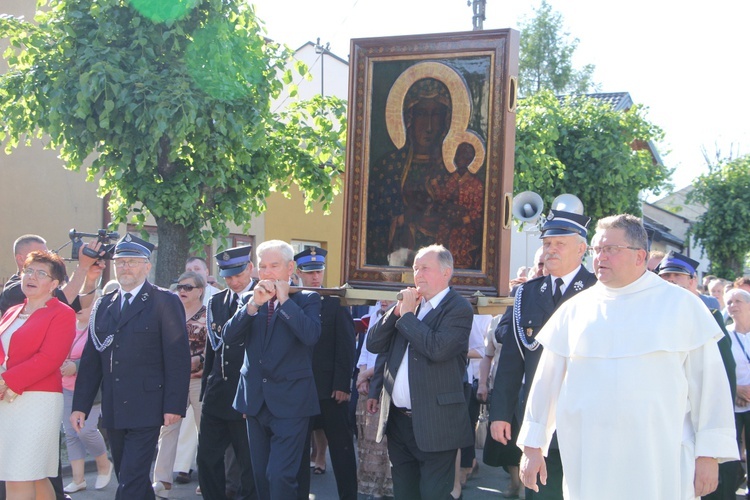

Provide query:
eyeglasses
left=588, top=245, right=642, bottom=256
left=114, top=259, right=147, bottom=268
left=22, top=268, right=53, bottom=280
left=175, top=284, right=202, bottom=292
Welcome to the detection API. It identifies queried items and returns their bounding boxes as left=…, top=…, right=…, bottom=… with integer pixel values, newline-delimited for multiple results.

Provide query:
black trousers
left=701, top=459, right=741, bottom=500
left=460, top=380, right=481, bottom=468
left=386, top=406, right=457, bottom=500
left=197, top=411, right=257, bottom=500
left=107, top=426, right=160, bottom=500
left=316, top=398, right=358, bottom=499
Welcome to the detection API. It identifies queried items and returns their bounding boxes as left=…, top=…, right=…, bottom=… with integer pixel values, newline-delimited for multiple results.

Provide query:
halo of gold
left=384, top=61, right=486, bottom=174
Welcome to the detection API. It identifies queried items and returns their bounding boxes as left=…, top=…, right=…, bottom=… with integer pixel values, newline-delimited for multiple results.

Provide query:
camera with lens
left=68, top=229, right=119, bottom=261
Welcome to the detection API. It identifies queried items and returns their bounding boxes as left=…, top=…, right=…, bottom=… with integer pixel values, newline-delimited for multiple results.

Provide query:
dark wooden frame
left=341, top=29, right=519, bottom=297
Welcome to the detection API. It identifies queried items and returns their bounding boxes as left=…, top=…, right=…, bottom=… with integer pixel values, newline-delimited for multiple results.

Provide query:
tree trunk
left=154, top=217, right=190, bottom=288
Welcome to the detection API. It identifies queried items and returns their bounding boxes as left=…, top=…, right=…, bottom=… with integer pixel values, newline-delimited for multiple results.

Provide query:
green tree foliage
left=514, top=91, right=671, bottom=231
left=518, top=0, right=596, bottom=97
left=688, top=155, right=750, bottom=279
left=0, top=0, right=346, bottom=285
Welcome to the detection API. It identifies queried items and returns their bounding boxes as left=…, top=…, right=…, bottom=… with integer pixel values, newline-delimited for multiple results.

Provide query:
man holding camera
left=0, top=234, right=103, bottom=315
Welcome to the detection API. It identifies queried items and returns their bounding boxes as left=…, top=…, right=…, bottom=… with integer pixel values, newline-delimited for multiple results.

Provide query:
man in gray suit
left=367, top=244, right=474, bottom=500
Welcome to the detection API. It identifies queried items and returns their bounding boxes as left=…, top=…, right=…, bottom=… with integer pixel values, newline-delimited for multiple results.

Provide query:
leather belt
left=392, top=405, right=412, bottom=417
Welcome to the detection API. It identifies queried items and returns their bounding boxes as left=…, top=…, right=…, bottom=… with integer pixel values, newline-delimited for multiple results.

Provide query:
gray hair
left=725, top=288, right=750, bottom=304
left=178, top=271, right=206, bottom=301
left=596, top=214, right=648, bottom=250
left=257, top=240, right=294, bottom=264
left=415, top=244, right=454, bottom=274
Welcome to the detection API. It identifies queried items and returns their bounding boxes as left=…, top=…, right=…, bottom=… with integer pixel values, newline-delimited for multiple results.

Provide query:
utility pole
left=314, top=38, right=330, bottom=97
left=467, top=0, right=486, bottom=30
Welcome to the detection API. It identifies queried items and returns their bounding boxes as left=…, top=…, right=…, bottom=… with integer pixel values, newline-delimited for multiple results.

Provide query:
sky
left=254, top=0, right=749, bottom=193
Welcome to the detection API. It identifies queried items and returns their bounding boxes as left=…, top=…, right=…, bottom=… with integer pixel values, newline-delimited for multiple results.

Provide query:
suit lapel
left=104, top=291, right=121, bottom=324
left=560, top=267, right=592, bottom=301
left=537, top=275, right=555, bottom=315
left=117, top=282, right=151, bottom=328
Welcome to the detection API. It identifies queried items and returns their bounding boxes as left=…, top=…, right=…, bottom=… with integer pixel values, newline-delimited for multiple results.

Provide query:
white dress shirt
left=391, top=287, right=450, bottom=409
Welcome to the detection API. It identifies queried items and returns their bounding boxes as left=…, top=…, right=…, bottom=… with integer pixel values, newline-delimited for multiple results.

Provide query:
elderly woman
left=0, top=251, right=75, bottom=499
left=152, top=271, right=207, bottom=498
left=726, top=288, right=750, bottom=492
left=61, top=288, right=113, bottom=493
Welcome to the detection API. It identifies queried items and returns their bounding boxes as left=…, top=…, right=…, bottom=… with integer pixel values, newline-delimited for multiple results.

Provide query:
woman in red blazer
left=0, top=251, right=76, bottom=499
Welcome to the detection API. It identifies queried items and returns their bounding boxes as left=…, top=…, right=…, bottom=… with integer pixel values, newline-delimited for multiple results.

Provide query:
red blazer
left=0, top=298, right=75, bottom=394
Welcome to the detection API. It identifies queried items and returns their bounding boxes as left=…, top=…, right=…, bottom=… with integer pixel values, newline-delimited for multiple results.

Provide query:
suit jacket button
left=114, top=361, right=119, bottom=365
left=115, top=378, right=120, bottom=382
left=262, top=378, right=267, bottom=383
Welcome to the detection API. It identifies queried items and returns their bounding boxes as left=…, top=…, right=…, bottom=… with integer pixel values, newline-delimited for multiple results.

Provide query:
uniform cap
left=540, top=210, right=591, bottom=239
left=113, top=233, right=154, bottom=259
left=294, top=246, right=327, bottom=272
left=656, top=251, right=699, bottom=277
left=215, top=244, right=253, bottom=277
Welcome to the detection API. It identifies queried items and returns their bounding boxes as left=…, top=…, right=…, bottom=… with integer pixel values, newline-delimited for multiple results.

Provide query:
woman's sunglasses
left=175, top=284, right=201, bottom=292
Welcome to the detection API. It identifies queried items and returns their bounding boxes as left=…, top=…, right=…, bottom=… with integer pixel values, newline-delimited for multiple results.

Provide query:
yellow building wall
left=0, top=144, right=104, bottom=285
left=264, top=187, right=345, bottom=288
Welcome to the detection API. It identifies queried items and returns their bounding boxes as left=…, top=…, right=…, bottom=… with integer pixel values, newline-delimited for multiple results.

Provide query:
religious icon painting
left=342, top=29, right=519, bottom=298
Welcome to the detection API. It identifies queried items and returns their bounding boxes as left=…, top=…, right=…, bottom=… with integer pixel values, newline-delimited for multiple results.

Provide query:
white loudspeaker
left=512, top=191, right=544, bottom=223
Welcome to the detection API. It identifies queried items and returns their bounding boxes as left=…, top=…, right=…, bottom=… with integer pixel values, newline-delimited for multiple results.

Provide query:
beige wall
left=1, top=1, right=104, bottom=282
left=265, top=187, right=345, bottom=288
left=0, top=137, right=104, bottom=284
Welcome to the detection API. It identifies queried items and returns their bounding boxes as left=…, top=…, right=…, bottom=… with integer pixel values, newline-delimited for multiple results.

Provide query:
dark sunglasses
left=175, top=284, right=201, bottom=292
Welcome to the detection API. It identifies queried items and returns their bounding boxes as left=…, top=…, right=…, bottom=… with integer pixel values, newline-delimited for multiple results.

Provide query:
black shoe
left=174, top=471, right=192, bottom=484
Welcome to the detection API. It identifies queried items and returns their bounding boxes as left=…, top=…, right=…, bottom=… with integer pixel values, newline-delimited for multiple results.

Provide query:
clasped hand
left=395, top=287, right=421, bottom=317
left=250, top=279, right=290, bottom=310
left=0, top=379, right=17, bottom=403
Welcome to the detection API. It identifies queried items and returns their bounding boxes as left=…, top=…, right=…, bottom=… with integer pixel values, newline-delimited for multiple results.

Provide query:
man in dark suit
left=71, top=233, right=191, bottom=500
left=293, top=247, right=357, bottom=500
left=367, top=244, right=474, bottom=500
left=222, top=240, right=321, bottom=500
left=489, top=209, right=596, bottom=500
left=197, top=245, right=258, bottom=500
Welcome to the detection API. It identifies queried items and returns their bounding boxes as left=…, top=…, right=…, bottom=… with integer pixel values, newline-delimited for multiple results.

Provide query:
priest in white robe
left=517, top=214, right=738, bottom=500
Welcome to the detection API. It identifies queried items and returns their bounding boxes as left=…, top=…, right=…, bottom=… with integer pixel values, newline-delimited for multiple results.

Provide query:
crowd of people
left=0, top=211, right=746, bottom=500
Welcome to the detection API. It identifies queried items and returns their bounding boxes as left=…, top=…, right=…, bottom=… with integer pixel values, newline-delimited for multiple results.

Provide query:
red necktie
left=267, top=300, right=275, bottom=326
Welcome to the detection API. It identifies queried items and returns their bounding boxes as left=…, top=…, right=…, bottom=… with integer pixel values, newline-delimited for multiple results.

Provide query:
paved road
left=62, top=449, right=749, bottom=499
left=62, top=447, right=517, bottom=499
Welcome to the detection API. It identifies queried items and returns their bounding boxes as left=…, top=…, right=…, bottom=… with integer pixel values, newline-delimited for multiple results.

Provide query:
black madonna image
left=366, top=59, right=489, bottom=270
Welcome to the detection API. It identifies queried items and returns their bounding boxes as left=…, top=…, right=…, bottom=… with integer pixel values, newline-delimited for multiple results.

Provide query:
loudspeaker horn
left=512, top=191, right=544, bottom=223
left=550, top=194, right=584, bottom=215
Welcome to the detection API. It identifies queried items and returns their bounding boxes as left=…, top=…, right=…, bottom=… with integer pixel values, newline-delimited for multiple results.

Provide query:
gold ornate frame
left=341, top=29, right=519, bottom=297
